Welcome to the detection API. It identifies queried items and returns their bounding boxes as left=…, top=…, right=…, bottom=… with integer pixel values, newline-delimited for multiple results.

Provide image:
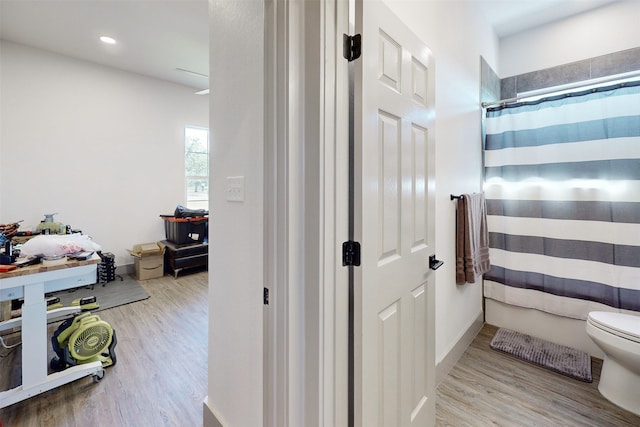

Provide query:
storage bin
left=160, top=215, right=208, bottom=245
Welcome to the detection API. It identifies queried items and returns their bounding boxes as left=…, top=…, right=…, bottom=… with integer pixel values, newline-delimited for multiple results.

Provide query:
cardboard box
left=128, top=242, right=164, bottom=258
left=133, top=256, right=164, bottom=280
left=128, top=242, right=165, bottom=280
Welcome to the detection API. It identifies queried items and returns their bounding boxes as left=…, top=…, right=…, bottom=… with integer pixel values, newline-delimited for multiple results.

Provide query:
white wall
left=205, top=0, right=264, bottom=425
left=0, top=41, right=208, bottom=266
left=384, top=0, right=499, bottom=365
left=500, top=0, right=640, bottom=77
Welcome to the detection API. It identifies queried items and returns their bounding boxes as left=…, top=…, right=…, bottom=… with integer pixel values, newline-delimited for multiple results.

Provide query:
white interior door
left=353, top=1, right=436, bottom=426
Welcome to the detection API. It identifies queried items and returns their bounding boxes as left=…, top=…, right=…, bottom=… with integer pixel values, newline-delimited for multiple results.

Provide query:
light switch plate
left=226, top=176, right=245, bottom=202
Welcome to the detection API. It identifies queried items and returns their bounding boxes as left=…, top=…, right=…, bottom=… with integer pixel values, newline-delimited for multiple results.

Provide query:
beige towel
left=455, top=193, right=490, bottom=284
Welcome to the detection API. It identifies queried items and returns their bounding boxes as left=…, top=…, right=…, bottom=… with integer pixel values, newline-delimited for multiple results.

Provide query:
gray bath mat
left=490, top=328, right=592, bottom=382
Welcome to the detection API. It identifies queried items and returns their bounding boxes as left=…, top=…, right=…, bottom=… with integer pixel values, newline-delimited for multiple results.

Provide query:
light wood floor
left=436, top=324, right=640, bottom=427
left=0, top=272, right=208, bottom=427
left=2, top=272, right=639, bottom=426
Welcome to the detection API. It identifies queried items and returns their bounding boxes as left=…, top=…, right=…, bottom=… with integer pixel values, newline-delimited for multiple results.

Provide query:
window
left=185, top=126, right=209, bottom=210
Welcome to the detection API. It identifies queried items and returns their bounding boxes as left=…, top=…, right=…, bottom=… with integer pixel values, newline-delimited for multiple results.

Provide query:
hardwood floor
left=0, top=272, right=208, bottom=427
left=436, top=324, right=640, bottom=427
left=3, top=273, right=639, bottom=426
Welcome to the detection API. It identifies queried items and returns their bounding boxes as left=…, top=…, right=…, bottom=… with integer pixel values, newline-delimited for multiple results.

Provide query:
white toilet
left=586, top=311, right=640, bottom=416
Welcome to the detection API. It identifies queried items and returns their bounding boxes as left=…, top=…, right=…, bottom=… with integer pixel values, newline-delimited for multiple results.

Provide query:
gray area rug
left=490, top=328, right=592, bottom=382
left=48, top=274, right=149, bottom=313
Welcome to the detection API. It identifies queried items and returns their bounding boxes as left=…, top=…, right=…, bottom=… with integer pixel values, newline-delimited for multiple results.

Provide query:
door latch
left=429, top=254, right=443, bottom=270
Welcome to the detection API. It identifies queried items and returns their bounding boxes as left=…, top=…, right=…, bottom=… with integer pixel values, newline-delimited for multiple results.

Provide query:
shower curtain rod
left=481, top=69, right=640, bottom=108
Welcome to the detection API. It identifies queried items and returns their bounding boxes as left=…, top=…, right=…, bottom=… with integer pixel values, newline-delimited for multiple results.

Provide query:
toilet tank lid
left=589, top=311, right=640, bottom=340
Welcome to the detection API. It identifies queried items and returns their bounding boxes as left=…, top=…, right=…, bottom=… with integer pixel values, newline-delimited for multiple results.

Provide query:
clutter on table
left=0, top=213, right=100, bottom=270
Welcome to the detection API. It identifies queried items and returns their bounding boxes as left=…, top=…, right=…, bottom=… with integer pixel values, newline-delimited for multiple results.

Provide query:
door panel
left=354, top=1, right=435, bottom=426
left=379, top=30, right=402, bottom=91
left=379, top=110, right=402, bottom=263
left=411, top=124, right=428, bottom=250
left=410, top=284, right=427, bottom=421
left=379, top=301, right=401, bottom=426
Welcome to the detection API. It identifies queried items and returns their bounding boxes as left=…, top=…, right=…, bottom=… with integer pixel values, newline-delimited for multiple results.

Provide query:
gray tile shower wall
left=591, top=48, right=640, bottom=79
left=501, top=46, right=640, bottom=98
left=481, top=56, right=501, bottom=103
left=500, top=76, right=517, bottom=100
left=516, top=61, right=590, bottom=94
left=480, top=57, right=501, bottom=147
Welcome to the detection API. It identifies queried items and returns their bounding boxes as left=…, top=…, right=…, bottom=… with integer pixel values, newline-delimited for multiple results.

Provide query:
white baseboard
left=436, top=312, right=484, bottom=386
left=116, top=264, right=135, bottom=275
left=203, top=396, right=224, bottom=427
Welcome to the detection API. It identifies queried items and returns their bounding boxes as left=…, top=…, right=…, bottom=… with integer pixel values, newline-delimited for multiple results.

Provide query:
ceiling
left=0, top=0, right=619, bottom=91
left=480, top=0, right=618, bottom=37
left=0, top=0, right=209, bottom=90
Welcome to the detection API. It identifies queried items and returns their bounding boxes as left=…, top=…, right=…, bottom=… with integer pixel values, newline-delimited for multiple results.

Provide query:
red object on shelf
left=0, top=265, right=17, bottom=273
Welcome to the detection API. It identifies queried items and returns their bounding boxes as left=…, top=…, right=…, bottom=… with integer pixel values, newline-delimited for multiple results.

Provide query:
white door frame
left=319, top=1, right=350, bottom=426
left=265, top=0, right=436, bottom=425
left=315, top=1, right=352, bottom=425
left=264, top=0, right=350, bottom=426
left=263, top=0, right=290, bottom=426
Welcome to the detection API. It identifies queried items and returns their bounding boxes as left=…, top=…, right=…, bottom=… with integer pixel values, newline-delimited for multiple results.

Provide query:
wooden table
left=0, top=254, right=103, bottom=408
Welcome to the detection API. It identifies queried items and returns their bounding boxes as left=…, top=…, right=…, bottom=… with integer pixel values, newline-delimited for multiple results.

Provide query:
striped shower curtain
left=483, top=81, right=640, bottom=320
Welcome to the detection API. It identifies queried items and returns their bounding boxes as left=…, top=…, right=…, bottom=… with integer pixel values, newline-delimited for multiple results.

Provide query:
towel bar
left=450, top=194, right=463, bottom=200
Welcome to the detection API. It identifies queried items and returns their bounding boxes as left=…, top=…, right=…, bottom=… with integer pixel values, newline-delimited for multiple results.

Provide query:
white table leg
left=21, top=282, right=47, bottom=388
left=0, top=261, right=101, bottom=408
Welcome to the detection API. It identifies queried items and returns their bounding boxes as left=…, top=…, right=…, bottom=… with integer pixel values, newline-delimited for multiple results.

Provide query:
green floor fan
left=50, top=297, right=117, bottom=374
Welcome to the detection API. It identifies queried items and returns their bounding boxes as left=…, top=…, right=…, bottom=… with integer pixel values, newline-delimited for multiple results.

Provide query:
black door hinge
left=342, top=241, right=361, bottom=266
left=264, top=287, right=270, bottom=305
left=343, top=34, right=362, bottom=62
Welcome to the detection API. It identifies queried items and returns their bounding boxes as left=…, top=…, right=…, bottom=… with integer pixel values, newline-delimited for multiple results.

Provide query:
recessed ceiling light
left=100, top=36, right=117, bottom=45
